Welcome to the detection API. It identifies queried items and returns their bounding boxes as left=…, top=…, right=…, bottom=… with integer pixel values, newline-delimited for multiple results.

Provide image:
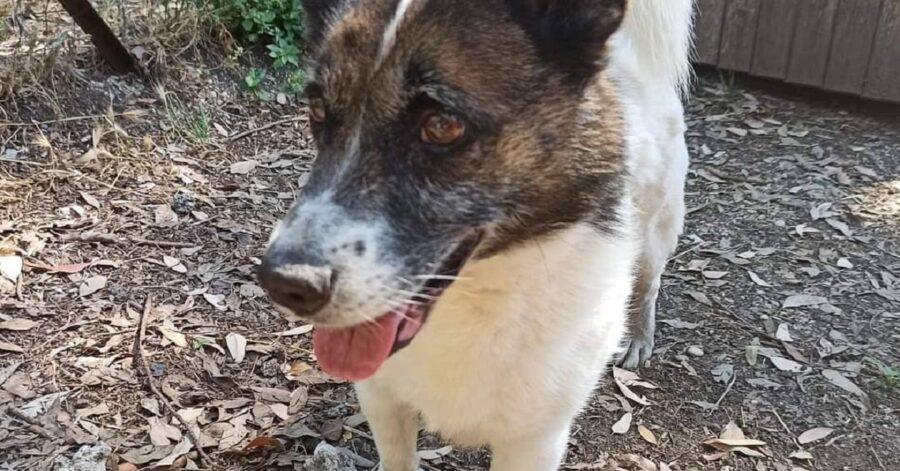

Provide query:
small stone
left=149, top=362, right=166, bottom=377
left=304, top=442, right=355, bottom=471
left=171, top=191, right=195, bottom=216
left=53, top=443, right=111, bottom=471
left=687, top=346, right=704, bottom=357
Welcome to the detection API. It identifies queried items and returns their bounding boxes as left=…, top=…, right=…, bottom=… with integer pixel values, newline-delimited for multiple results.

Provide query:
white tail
left=617, top=0, right=695, bottom=94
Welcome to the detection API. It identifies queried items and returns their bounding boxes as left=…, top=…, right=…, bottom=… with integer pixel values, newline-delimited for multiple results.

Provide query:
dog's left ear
left=506, top=0, right=627, bottom=86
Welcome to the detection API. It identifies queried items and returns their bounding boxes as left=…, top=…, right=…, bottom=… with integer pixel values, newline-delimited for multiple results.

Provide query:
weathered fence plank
left=824, top=0, right=883, bottom=94
left=785, top=0, right=838, bottom=87
left=751, top=0, right=800, bottom=79
left=695, top=0, right=728, bottom=65
left=863, top=0, right=900, bottom=101
left=718, top=0, right=762, bottom=72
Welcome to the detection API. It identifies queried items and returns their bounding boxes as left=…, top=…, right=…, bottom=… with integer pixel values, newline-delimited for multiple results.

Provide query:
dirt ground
left=2, top=20, right=899, bottom=471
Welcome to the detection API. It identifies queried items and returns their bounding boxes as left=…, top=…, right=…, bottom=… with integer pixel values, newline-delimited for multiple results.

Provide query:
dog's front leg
left=489, top=425, right=571, bottom=471
left=356, top=382, right=421, bottom=471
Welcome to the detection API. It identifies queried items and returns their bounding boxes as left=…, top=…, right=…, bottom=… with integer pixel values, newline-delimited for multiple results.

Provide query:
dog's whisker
left=393, top=289, right=437, bottom=300
left=411, top=274, right=473, bottom=282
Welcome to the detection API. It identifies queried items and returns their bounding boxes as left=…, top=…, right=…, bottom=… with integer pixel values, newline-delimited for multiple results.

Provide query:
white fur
left=375, top=0, right=423, bottom=70
left=351, top=1, right=694, bottom=469
left=272, top=194, right=402, bottom=326
left=609, top=0, right=693, bottom=368
left=359, top=222, right=637, bottom=471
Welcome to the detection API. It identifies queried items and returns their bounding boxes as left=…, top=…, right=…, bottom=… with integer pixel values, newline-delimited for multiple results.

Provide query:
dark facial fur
left=263, top=0, right=628, bottom=323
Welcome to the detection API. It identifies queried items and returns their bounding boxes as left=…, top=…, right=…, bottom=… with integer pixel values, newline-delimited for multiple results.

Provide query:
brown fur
left=300, top=0, right=627, bottom=258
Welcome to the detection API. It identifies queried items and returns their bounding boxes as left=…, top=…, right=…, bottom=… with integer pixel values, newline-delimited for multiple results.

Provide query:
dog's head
left=260, top=0, right=628, bottom=381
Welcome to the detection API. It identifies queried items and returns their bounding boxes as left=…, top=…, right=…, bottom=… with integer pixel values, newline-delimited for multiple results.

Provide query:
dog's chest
left=367, top=225, right=635, bottom=446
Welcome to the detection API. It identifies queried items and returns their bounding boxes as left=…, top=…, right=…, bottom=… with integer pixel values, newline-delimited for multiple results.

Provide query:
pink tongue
left=313, top=312, right=403, bottom=382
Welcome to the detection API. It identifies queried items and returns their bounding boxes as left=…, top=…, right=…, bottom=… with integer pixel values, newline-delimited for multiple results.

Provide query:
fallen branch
left=132, top=297, right=214, bottom=467
left=229, top=116, right=306, bottom=142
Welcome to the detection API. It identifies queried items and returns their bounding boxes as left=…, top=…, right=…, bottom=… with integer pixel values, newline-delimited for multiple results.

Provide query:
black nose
left=258, top=258, right=335, bottom=317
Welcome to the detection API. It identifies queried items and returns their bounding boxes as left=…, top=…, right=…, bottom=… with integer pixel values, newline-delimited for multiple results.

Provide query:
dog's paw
left=618, top=336, right=654, bottom=370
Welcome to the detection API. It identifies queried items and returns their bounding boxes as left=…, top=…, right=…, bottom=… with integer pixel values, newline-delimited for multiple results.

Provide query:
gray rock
left=53, top=443, right=111, bottom=471
left=687, top=346, right=705, bottom=357
left=303, top=442, right=356, bottom=471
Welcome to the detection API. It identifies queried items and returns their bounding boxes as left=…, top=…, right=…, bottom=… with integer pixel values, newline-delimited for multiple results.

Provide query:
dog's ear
left=301, top=0, right=339, bottom=47
left=506, top=0, right=627, bottom=85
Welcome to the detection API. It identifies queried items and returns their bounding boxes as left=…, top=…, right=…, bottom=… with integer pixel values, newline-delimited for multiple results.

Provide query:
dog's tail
left=618, top=0, right=695, bottom=94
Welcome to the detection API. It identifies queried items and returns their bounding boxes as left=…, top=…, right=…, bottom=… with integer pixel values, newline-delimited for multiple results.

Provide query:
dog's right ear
left=301, top=0, right=339, bottom=46
left=506, top=0, right=627, bottom=86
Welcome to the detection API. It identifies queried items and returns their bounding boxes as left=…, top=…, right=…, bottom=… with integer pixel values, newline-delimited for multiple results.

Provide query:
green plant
left=244, top=67, right=267, bottom=90
left=204, top=0, right=306, bottom=93
left=284, top=69, right=305, bottom=94
left=157, top=85, right=212, bottom=142
left=865, top=357, right=900, bottom=389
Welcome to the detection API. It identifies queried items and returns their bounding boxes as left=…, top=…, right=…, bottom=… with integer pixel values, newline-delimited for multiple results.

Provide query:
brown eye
left=308, top=97, right=327, bottom=123
left=420, top=112, right=466, bottom=146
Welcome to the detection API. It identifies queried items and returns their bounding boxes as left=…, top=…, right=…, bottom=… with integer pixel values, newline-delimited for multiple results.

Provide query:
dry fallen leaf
left=226, top=332, right=248, bottom=364
left=203, top=293, right=227, bottom=311
left=613, top=368, right=658, bottom=389
left=163, top=255, right=187, bottom=274
left=419, top=445, right=453, bottom=461
left=638, top=425, right=658, bottom=445
left=611, top=412, right=632, bottom=435
left=79, top=191, right=101, bottom=209
left=704, top=437, right=766, bottom=450
left=704, top=420, right=767, bottom=459
left=659, top=319, right=702, bottom=330
left=230, top=160, right=259, bottom=175
left=822, top=369, right=869, bottom=402
left=0, top=341, right=24, bottom=353
left=154, top=205, right=179, bottom=228
left=252, top=387, right=292, bottom=404
left=236, top=436, right=283, bottom=455
left=686, top=290, right=712, bottom=306
left=148, top=417, right=182, bottom=446
left=79, top=275, right=108, bottom=297
left=770, top=356, right=807, bottom=373
left=797, top=427, right=833, bottom=445
left=0, top=318, right=39, bottom=331
left=783, top=294, right=828, bottom=309
left=775, top=323, right=794, bottom=342
left=153, top=437, right=193, bottom=467
left=159, top=320, right=188, bottom=348
left=748, top=271, right=772, bottom=287
left=27, top=260, right=93, bottom=274
left=276, top=325, right=314, bottom=337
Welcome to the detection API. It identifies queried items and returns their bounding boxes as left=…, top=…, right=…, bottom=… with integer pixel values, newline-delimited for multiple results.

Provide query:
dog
left=259, top=0, right=693, bottom=469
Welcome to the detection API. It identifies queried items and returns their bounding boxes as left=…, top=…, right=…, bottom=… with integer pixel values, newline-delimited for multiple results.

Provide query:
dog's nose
left=258, top=258, right=335, bottom=317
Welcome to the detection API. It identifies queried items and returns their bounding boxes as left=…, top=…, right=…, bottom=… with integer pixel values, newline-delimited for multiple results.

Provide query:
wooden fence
left=694, top=0, right=900, bottom=103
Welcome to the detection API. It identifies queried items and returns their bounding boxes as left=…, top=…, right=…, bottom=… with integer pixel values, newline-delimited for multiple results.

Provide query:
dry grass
left=0, top=0, right=234, bottom=110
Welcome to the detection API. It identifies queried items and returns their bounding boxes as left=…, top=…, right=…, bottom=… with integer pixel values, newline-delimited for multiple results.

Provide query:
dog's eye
left=420, top=112, right=466, bottom=146
left=308, top=96, right=327, bottom=123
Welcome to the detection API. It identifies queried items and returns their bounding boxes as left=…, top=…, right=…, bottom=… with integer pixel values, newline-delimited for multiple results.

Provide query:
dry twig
left=713, top=372, right=738, bottom=410
left=228, top=116, right=305, bottom=142
left=62, top=232, right=195, bottom=248
left=132, top=297, right=214, bottom=467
